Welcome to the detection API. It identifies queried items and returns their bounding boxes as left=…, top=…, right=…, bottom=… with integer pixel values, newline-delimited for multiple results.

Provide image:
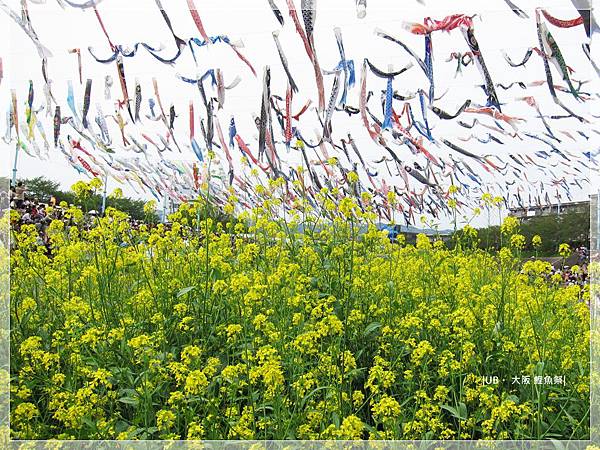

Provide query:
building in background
left=509, top=199, right=590, bottom=222
left=376, top=224, right=454, bottom=244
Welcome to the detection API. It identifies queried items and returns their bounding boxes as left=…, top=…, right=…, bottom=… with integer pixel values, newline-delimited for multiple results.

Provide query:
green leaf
left=345, top=367, right=367, bottom=379
left=115, top=420, right=130, bottom=433
left=118, top=388, right=138, bottom=396
left=441, top=403, right=467, bottom=421
left=118, top=396, right=139, bottom=406
left=364, top=322, right=382, bottom=337
left=458, top=402, right=468, bottom=420
left=506, top=394, right=519, bottom=404
left=301, top=385, right=335, bottom=410
left=441, top=404, right=458, bottom=418
left=332, top=411, right=340, bottom=428
left=177, top=286, right=196, bottom=297
left=82, top=416, right=97, bottom=430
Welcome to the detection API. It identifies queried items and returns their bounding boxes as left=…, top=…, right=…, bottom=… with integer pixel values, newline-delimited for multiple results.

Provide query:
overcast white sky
left=0, top=0, right=598, bottom=227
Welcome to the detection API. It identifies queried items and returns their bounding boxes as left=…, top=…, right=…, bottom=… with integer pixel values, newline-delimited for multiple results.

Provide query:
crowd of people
left=561, top=246, right=590, bottom=288
left=576, top=245, right=589, bottom=265
left=5, top=181, right=152, bottom=255
left=8, top=182, right=79, bottom=255
left=539, top=246, right=590, bottom=289
left=552, top=265, right=589, bottom=288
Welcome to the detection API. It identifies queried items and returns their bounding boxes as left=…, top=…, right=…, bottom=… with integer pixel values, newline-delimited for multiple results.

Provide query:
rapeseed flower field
left=8, top=183, right=590, bottom=440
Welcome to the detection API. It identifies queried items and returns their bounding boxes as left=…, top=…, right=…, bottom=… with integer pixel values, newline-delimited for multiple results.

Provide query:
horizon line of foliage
left=5, top=176, right=591, bottom=254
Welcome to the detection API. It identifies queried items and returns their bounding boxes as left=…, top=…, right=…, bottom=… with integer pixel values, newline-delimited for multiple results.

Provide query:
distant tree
left=470, top=208, right=590, bottom=255
left=20, top=176, right=64, bottom=202
left=520, top=208, right=589, bottom=254
left=111, top=197, right=149, bottom=221
left=476, top=225, right=501, bottom=250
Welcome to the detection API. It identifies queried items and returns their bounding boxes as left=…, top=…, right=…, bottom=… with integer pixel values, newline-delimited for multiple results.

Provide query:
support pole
left=101, top=172, right=108, bottom=215
left=161, top=194, right=167, bottom=223
left=11, top=143, right=19, bottom=187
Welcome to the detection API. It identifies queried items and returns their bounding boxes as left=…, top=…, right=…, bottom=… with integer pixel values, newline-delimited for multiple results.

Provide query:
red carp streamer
left=93, top=6, right=116, bottom=51
left=285, top=83, right=293, bottom=145
left=540, top=9, right=584, bottom=28
left=189, top=102, right=195, bottom=140
left=186, top=0, right=210, bottom=41
left=404, top=14, right=474, bottom=35
left=77, top=156, right=100, bottom=177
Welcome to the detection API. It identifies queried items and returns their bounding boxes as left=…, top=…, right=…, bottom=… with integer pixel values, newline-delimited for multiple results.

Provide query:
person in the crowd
left=13, top=181, right=27, bottom=209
